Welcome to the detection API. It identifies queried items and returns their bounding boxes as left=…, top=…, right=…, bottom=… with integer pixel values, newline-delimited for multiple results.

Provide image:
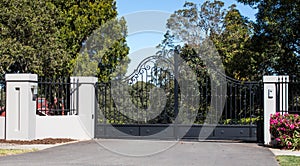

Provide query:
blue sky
left=115, top=0, right=257, bottom=75
left=116, top=0, right=256, bottom=20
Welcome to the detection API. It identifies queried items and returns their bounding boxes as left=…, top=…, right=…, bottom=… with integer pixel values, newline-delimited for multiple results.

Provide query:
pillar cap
left=5, top=74, right=38, bottom=82
left=70, top=76, right=98, bottom=83
left=263, top=76, right=289, bottom=83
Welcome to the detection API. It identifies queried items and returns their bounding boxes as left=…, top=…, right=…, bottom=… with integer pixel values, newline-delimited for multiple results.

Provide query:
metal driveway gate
left=95, top=53, right=263, bottom=141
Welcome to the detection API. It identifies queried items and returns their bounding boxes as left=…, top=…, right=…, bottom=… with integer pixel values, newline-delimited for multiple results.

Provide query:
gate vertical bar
left=174, top=47, right=179, bottom=139
left=94, top=83, right=98, bottom=138
left=76, top=79, right=79, bottom=115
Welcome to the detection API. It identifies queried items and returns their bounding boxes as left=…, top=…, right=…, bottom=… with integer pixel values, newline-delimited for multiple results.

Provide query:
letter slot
left=268, top=89, right=273, bottom=99
left=31, top=85, right=37, bottom=101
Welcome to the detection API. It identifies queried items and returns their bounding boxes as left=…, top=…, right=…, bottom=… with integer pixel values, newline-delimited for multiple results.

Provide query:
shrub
left=270, top=113, right=300, bottom=150
left=223, top=117, right=260, bottom=125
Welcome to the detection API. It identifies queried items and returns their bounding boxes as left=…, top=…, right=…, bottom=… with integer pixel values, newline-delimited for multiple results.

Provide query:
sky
left=117, top=0, right=256, bottom=20
left=115, top=0, right=257, bottom=75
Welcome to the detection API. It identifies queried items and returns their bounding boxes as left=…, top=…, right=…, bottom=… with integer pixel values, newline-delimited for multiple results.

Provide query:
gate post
left=263, top=76, right=289, bottom=145
left=5, top=74, right=38, bottom=140
left=70, top=77, right=97, bottom=138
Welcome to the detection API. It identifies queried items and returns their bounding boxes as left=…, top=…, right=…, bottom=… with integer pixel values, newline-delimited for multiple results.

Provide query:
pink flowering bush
left=270, top=113, right=300, bottom=150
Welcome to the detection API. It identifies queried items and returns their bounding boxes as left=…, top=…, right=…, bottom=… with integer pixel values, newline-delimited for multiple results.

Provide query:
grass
left=276, top=155, right=300, bottom=166
left=0, top=149, right=37, bottom=156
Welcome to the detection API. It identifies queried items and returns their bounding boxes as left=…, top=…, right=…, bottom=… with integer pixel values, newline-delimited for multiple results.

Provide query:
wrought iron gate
left=95, top=54, right=263, bottom=141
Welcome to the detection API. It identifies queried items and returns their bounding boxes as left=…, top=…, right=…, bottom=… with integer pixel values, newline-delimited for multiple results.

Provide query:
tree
left=159, top=0, right=225, bottom=71
left=0, top=0, right=128, bottom=79
left=159, top=0, right=258, bottom=80
left=156, top=1, right=262, bottom=125
left=160, top=0, right=300, bottom=79
left=54, top=0, right=118, bottom=58
left=215, top=4, right=257, bottom=80
left=0, top=0, right=69, bottom=77
left=165, top=0, right=226, bottom=46
left=73, top=17, right=130, bottom=81
left=237, top=0, right=300, bottom=76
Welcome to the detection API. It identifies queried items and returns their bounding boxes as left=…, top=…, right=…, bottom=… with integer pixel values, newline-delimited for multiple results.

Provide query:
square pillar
left=263, top=75, right=289, bottom=145
left=71, top=77, right=97, bottom=138
left=5, top=74, right=38, bottom=140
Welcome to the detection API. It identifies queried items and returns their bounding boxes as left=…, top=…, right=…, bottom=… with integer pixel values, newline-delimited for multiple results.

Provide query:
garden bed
left=0, top=138, right=76, bottom=145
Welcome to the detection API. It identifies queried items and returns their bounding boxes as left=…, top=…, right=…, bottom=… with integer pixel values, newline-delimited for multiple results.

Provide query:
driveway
left=0, top=139, right=279, bottom=166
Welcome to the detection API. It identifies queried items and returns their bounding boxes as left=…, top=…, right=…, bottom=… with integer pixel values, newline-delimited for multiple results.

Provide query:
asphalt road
left=0, top=139, right=279, bottom=166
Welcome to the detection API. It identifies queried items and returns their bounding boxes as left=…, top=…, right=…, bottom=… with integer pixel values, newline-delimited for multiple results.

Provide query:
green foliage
left=159, top=0, right=300, bottom=80
left=129, top=81, right=156, bottom=110
left=159, top=0, right=259, bottom=81
left=73, top=16, right=129, bottom=81
left=223, top=117, right=260, bottom=125
left=0, top=0, right=128, bottom=79
left=97, top=37, right=130, bottom=82
left=214, top=4, right=257, bottom=80
left=0, top=0, right=70, bottom=77
left=53, top=0, right=118, bottom=58
left=164, top=0, right=225, bottom=45
left=237, top=0, right=300, bottom=77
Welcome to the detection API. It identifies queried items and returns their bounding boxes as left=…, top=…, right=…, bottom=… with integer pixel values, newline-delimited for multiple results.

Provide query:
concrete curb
left=269, top=148, right=300, bottom=156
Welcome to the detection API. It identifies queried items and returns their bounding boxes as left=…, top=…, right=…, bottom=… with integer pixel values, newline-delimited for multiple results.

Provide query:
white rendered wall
left=36, top=77, right=97, bottom=140
left=0, top=117, right=5, bottom=139
left=36, top=116, right=91, bottom=140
